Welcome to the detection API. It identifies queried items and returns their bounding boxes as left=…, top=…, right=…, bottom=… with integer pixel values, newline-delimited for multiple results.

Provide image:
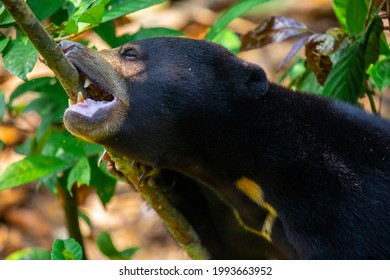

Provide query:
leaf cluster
left=237, top=1, right=389, bottom=109
left=6, top=235, right=137, bottom=260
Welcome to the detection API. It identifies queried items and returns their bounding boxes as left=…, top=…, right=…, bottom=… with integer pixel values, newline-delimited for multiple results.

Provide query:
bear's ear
left=244, top=62, right=269, bottom=96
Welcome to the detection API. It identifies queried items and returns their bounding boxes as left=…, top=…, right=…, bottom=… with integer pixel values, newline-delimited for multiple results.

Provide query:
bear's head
left=60, top=37, right=269, bottom=169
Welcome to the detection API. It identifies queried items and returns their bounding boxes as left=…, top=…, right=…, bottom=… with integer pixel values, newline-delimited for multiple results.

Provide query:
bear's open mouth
left=66, top=69, right=118, bottom=119
left=80, top=72, right=114, bottom=102
left=69, top=71, right=115, bottom=106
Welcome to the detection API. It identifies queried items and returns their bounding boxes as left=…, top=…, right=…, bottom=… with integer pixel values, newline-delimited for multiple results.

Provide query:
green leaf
left=0, top=37, right=9, bottom=52
left=299, top=70, right=323, bottom=95
left=0, top=4, right=15, bottom=26
left=78, top=210, right=92, bottom=230
left=278, top=57, right=306, bottom=84
left=83, top=142, right=104, bottom=156
left=67, top=156, right=91, bottom=191
left=51, top=239, right=83, bottom=260
left=10, top=77, right=57, bottom=104
left=323, top=12, right=383, bottom=103
left=6, top=248, right=51, bottom=260
left=332, top=0, right=369, bottom=34
left=102, top=0, right=165, bottom=23
left=323, top=39, right=365, bottom=103
left=205, top=0, right=269, bottom=41
left=38, top=173, right=58, bottom=193
left=0, top=91, right=5, bottom=121
left=369, top=56, right=390, bottom=92
left=95, top=24, right=183, bottom=48
left=10, top=78, right=68, bottom=127
left=27, top=0, right=65, bottom=21
left=2, top=38, right=38, bottom=81
left=44, top=130, right=85, bottom=157
left=127, top=27, right=183, bottom=41
left=282, top=58, right=323, bottom=95
left=97, top=231, right=138, bottom=259
left=78, top=0, right=110, bottom=25
left=94, top=21, right=118, bottom=47
left=89, top=156, right=116, bottom=206
left=363, top=15, right=382, bottom=69
left=14, top=138, right=32, bottom=155
left=0, top=156, right=69, bottom=191
left=96, top=231, right=120, bottom=257
left=212, top=28, right=241, bottom=54
left=63, top=18, right=79, bottom=34
left=68, top=0, right=95, bottom=18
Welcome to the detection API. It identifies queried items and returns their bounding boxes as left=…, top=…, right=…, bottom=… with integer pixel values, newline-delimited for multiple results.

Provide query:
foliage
left=6, top=238, right=82, bottom=260
left=240, top=1, right=388, bottom=110
left=96, top=231, right=139, bottom=260
left=0, top=0, right=389, bottom=259
left=51, top=238, right=83, bottom=260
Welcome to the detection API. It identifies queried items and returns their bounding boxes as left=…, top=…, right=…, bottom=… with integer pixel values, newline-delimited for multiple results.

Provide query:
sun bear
left=59, top=37, right=390, bottom=259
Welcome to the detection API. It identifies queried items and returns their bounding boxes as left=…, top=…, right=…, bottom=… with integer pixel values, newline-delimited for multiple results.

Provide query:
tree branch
left=107, top=150, right=210, bottom=260
left=1, top=0, right=85, bottom=99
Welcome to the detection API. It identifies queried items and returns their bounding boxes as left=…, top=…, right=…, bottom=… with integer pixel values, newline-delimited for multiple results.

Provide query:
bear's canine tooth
left=84, top=78, right=92, bottom=88
left=77, top=91, right=85, bottom=103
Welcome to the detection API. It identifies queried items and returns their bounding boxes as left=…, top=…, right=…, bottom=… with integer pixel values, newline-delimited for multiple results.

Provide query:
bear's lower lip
left=66, top=97, right=117, bottom=118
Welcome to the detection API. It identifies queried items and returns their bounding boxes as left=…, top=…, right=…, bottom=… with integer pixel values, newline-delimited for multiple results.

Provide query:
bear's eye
left=121, top=48, right=138, bottom=60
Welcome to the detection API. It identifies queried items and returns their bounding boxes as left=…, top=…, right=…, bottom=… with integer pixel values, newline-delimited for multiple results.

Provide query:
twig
left=62, top=185, right=88, bottom=260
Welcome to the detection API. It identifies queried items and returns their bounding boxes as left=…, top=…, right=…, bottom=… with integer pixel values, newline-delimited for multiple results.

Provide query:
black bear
left=59, top=37, right=390, bottom=259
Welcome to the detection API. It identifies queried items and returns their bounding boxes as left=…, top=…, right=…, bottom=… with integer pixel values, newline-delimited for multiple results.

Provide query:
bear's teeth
left=77, top=92, right=85, bottom=103
left=84, top=78, right=92, bottom=88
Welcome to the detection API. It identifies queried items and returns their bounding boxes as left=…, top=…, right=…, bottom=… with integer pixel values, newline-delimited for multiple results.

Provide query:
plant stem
left=62, top=185, right=88, bottom=260
left=364, top=0, right=375, bottom=31
left=387, top=0, right=390, bottom=33
left=0, top=0, right=86, bottom=99
left=367, top=89, right=378, bottom=115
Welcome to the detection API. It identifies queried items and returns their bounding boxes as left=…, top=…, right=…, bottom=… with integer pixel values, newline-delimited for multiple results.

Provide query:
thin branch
left=1, top=0, right=86, bottom=99
left=107, top=150, right=210, bottom=260
left=62, top=185, right=88, bottom=260
left=378, top=91, right=384, bottom=115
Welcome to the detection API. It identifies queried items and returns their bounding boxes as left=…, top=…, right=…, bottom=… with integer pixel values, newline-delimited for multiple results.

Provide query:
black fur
left=61, top=37, right=390, bottom=259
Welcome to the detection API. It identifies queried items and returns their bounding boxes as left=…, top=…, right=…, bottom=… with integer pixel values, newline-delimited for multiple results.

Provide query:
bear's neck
left=170, top=82, right=390, bottom=258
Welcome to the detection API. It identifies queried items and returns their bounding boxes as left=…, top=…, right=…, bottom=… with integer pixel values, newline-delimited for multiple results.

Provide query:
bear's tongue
left=68, top=96, right=113, bottom=118
left=67, top=73, right=117, bottom=118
